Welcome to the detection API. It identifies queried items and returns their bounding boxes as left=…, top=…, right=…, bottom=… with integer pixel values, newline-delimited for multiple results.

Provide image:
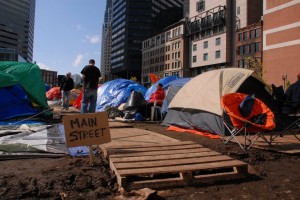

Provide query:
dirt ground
left=1, top=121, right=300, bottom=200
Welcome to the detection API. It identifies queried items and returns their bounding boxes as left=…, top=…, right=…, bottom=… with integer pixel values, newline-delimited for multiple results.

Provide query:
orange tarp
left=46, top=87, right=61, bottom=100
left=149, top=73, right=159, bottom=84
left=166, top=126, right=220, bottom=139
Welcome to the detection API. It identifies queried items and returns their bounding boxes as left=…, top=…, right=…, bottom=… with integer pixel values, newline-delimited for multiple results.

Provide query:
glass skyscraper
left=110, top=0, right=183, bottom=80
left=0, top=0, right=35, bottom=62
left=101, top=0, right=113, bottom=81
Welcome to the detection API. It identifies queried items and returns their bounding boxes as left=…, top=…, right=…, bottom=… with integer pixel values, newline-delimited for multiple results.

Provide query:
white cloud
left=37, top=62, right=51, bottom=70
left=86, top=35, right=100, bottom=44
left=73, top=24, right=84, bottom=31
left=72, top=54, right=84, bottom=67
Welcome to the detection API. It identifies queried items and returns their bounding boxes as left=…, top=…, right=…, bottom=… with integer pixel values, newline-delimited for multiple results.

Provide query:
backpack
left=239, top=95, right=255, bottom=117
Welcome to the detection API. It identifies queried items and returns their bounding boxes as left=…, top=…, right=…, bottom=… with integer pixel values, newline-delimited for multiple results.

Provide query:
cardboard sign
left=63, top=112, right=111, bottom=148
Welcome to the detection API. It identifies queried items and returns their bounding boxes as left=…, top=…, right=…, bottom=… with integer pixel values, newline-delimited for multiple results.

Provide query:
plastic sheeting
left=96, top=79, right=146, bottom=112
left=0, top=124, right=92, bottom=158
left=0, top=85, right=38, bottom=120
left=144, top=76, right=179, bottom=101
left=0, top=124, right=68, bottom=158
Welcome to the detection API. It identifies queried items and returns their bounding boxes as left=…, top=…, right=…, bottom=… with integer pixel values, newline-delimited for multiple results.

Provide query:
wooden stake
left=89, top=146, right=94, bottom=166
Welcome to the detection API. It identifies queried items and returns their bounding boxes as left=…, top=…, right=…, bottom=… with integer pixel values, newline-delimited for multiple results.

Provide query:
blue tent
left=0, top=62, right=50, bottom=121
left=96, top=79, right=146, bottom=112
left=0, top=85, right=38, bottom=120
left=161, top=78, right=191, bottom=114
left=144, top=76, right=179, bottom=101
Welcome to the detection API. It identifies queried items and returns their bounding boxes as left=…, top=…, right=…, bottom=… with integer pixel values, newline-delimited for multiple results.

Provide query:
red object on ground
left=73, top=84, right=101, bottom=110
left=73, top=89, right=83, bottom=110
left=46, top=87, right=61, bottom=100
left=166, top=126, right=220, bottom=139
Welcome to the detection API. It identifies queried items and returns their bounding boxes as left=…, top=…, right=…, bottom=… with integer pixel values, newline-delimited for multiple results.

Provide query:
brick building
left=263, top=0, right=300, bottom=86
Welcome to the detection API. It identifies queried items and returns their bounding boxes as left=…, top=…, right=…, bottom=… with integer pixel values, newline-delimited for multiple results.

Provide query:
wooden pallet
left=104, top=141, right=248, bottom=190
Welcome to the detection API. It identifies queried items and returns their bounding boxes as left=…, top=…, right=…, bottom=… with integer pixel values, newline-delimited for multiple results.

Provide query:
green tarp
left=0, top=61, right=48, bottom=110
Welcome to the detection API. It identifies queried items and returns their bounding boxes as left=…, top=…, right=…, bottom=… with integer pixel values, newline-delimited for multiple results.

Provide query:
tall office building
left=0, top=0, right=35, bottom=62
left=263, top=0, right=300, bottom=86
left=101, top=0, right=113, bottom=81
left=110, top=0, right=183, bottom=80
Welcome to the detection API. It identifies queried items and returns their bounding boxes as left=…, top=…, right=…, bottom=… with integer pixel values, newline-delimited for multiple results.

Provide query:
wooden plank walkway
left=103, top=141, right=248, bottom=190
left=100, top=128, right=180, bottom=158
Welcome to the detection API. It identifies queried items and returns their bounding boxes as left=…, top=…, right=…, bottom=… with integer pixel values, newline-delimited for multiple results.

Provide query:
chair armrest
left=154, top=100, right=163, bottom=106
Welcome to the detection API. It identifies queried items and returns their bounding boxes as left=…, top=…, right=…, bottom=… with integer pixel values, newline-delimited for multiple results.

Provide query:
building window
left=255, top=28, right=260, bottom=37
left=193, top=55, right=197, bottom=62
left=243, top=32, right=248, bottom=40
left=239, top=46, right=243, bottom=55
left=215, top=50, right=220, bottom=58
left=196, top=0, right=205, bottom=12
left=161, top=33, right=165, bottom=43
left=255, top=42, right=260, bottom=52
left=216, top=37, right=221, bottom=46
left=243, top=59, right=248, bottom=68
left=237, top=6, right=240, bottom=15
left=243, top=45, right=248, bottom=55
left=250, top=43, right=255, bottom=53
left=203, top=41, right=208, bottom=48
left=238, top=60, right=243, bottom=67
left=193, top=44, right=197, bottom=51
left=238, top=33, right=243, bottom=41
left=203, top=53, right=208, bottom=61
left=250, top=30, right=255, bottom=38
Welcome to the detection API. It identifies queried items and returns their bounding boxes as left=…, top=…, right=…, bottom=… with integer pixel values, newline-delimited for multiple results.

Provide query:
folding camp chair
left=270, top=107, right=300, bottom=142
left=221, top=93, right=276, bottom=151
left=270, top=84, right=300, bottom=142
left=151, top=100, right=163, bottom=121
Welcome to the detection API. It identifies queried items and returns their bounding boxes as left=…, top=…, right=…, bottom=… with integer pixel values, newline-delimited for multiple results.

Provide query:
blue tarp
left=0, top=85, right=38, bottom=120
left=45, top=83, right=51, bottom=92
left=144, top=76, right=179, bottom=101
left=96, top=79, right=146, bottom=112
left=0, top=120, right=45, bottom=126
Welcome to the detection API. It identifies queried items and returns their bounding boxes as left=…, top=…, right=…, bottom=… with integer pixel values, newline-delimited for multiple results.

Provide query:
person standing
left=284, top=72, right=300, bottom=113
left=60, top=72, right=74, bottom=110
left=80, top=59, right=101, bottom=113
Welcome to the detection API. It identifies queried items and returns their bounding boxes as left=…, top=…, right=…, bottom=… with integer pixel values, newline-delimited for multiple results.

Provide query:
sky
left=33, top=0, right=106, bottom=76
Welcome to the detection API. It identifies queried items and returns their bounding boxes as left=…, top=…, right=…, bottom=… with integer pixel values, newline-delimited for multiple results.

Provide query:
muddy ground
left=0, top=121, right=300, bottom=200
